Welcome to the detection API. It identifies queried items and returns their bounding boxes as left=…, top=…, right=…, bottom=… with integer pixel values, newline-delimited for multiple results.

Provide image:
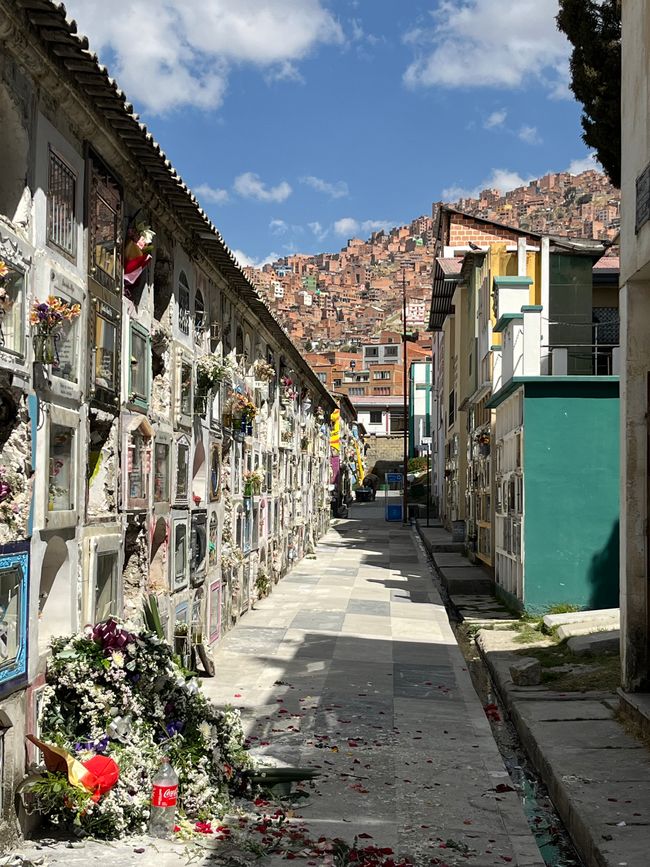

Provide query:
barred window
left=47, top=149, right=76, bottom=258
left=178, top=271, right=191, bottom=335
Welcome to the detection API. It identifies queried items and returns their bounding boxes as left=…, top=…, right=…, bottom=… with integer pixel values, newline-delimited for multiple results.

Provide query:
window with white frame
left=173, top=519, right=188, bottom=590
left=94, top=551, right=119, bottom=622
left=126, top=427, right=151, bottom=509
left=178, top=271, right=191, bottom=335
left=180, top=360, right=192, bottom=417
left=93, top=300, right=119, bottom=398
left=0, top=262, right=25, bottom=357
left=154, top=442, right=170, bottom=503
left=369, top=410, right=382, bottom=425
left=51, top=294, right=79, bottom=384
left=47, top=148, right=77, bottom=259
left=175, top=438, right=190, bottom=502
left=49, top=423, right=75, bottom=512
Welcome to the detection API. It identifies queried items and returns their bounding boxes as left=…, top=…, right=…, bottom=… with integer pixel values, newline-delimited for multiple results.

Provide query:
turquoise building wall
left=522, top=378, right=619, bottom=613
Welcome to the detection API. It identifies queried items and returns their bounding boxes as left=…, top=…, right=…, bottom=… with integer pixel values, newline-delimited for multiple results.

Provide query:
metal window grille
left=178, top=272, right=191, bottom=334
left=47, top=149, right=76, bottom=257
left=194, top=291, right=206, bottom=342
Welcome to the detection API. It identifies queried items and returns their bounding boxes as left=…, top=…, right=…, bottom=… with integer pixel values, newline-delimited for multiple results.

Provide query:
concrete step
left=556, top=619, right=620, bottom=640
left=438, top=565, right=494, bottom=596
left=567, top=630, right=620, bottom=655
left=542, top=608, right=619, bottom=630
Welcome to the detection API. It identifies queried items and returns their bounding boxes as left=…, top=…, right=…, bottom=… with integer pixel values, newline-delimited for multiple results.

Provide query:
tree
left=557, top=0, right=621, bottom=187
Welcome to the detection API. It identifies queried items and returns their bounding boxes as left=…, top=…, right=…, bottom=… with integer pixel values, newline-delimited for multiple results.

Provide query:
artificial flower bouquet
left=23, top=619, right=253, bottom=839
left=30, top=296, right=81, bottom=364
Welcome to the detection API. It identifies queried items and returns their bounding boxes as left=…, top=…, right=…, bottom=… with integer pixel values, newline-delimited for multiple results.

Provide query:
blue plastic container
left=385, top=503, right=403, bottom=522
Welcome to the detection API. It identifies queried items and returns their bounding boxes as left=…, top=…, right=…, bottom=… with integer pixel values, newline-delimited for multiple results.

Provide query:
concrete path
left=202, top=502, right=544, bottom=865
left=15, top=504, right=544, bottom=866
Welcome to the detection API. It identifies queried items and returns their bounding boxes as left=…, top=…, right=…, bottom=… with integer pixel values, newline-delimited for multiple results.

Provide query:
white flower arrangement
left=27, top=619, right=254, bottom=839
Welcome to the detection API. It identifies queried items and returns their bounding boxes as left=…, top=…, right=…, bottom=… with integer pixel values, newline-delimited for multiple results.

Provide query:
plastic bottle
left=149, top=757, right=179, bottom=838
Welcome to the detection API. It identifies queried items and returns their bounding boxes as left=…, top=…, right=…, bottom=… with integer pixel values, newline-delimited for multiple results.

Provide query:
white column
left=540, top=237, right=550, bottom=374
left=511, top=320, right=524, bottom=377
left=522, top=306, right=542, bottom=376
left=551, top=347, right=568, bottom=375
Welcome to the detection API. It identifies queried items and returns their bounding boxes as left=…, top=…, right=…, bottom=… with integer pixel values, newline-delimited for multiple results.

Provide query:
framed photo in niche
left=209, top=442, right=221, bottom=502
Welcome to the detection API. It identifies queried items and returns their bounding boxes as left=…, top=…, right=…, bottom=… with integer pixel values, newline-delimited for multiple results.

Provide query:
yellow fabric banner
left=330, top=409, right=340, bottom=453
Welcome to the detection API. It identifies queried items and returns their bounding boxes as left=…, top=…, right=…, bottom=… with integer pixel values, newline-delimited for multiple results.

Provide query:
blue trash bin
left=385, top=503, right=403, bottom=522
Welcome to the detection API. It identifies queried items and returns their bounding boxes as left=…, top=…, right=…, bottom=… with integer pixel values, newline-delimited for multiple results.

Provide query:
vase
left=33, top=331, right=57, bottom=364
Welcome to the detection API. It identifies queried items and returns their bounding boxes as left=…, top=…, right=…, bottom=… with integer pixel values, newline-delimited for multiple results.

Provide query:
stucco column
left=620, top=280, right=650, bottom=691
left=521, top=305, right=542, bottom=377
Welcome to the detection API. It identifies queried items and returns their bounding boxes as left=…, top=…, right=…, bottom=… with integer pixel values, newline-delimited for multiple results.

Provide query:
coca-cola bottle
left=149, top=757, right=179, bottom=838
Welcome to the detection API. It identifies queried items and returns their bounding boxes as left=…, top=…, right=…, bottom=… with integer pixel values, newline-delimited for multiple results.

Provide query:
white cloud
left=333, top=217, right=394, bottom=237
left=269, top=219, right=289, bottom=235
left=193, top=183, right=230, bottom=205
left=484, top=109, right=507, bottom=129
left=333, top=217, right=360, bottom=237
left=567, top=153, right=600, bottom=175
left=64, top=0, right=343, bottom=114
left=518, top=125, right=542, bottom=145
left=308, top=221, right=329, bottom=241
left=232, top=249, right=280, bottom=269
left=442, top=168, right=531, bottom=201
left=403, top=0, right=570, bottom=99
left=300, top=176, right=350, bottom=199
left=234, top=172, right=292, bottom=203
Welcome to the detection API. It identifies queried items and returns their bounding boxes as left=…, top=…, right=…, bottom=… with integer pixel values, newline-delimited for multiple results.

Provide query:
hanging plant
left=30, top=296, right=81, bottom=365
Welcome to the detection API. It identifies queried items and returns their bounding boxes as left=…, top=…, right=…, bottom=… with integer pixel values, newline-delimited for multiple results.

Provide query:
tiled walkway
left=205, top=502, right=545, bottom=866
left=17, top=504, right=545, bottom=866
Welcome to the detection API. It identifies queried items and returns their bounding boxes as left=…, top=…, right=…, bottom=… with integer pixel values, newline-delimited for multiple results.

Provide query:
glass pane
left=53, top=298, right=78, bottom=382
left=0, top=266, right=24, bottom=356
left=95, top=313, right=117, bottom=391
left=154, top=443, right=170, bottom=502
left=49, top=424, right=74, bottom=511
left=128, top=432, right=149, bottom=502
left=95, top=552, right=118, bottom=622
left=0, top=566, right=21, bottom=667
left=180, top=362, right=192, bottom=415
left=130, top=330, right=147, bottom=400
left=177, top=444, right=189, bottom=499
left=94, top=195, right=117, bottom=278
left=174, top=524, right=186, bottom=579
left=209, top=515, right=218, bottom=566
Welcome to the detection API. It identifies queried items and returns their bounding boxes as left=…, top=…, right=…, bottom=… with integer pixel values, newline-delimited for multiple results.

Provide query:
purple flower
left=0, top=481, right=11, bottom=503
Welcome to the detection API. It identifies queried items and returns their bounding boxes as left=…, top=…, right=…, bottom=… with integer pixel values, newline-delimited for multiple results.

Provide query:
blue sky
left=65, top=0, right=594, bottom=266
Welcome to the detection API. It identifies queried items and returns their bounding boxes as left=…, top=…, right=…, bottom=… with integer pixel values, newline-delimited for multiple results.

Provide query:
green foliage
left=545, top=602, right=582, bottom=615
left=142, top=594, right=164, bottom=639
left=556, top=0, right=621, bottom=186
left=408, top=456, right=427, bottom=472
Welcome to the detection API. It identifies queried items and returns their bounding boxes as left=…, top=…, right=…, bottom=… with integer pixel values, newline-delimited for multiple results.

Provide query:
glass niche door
left=171, top=514, right=189, bottom=591
left=82, top=535, right=122, bottom=626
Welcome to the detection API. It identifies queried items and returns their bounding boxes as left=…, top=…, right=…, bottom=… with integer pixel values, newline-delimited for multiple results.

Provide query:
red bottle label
left=151, top=784, right=178, bottom=807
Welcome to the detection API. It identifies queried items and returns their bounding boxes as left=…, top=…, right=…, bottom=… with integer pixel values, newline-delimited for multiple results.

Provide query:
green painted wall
left=522, top=380, right=619, bottom=613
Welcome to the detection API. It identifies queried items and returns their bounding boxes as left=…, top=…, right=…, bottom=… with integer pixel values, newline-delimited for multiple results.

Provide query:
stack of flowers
left=196, top=354, right=230, bottom=393
left=243, top=469, right=263, bottom=497
left=253, top=359, right=276, bottom=382
left=30, top=296, right=81, bottom=364
left=280, top=375, right=298, bottom=402
left=26, top=619, right=253, bottom=839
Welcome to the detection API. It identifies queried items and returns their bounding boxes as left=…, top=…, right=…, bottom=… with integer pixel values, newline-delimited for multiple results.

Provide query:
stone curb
left=476, top=634, right=625, bottom=867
